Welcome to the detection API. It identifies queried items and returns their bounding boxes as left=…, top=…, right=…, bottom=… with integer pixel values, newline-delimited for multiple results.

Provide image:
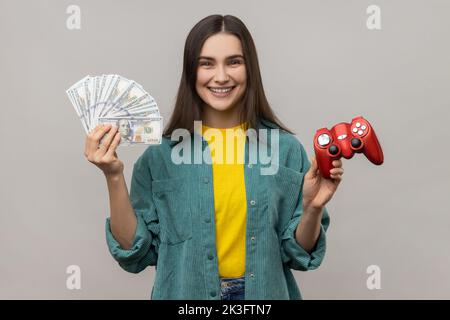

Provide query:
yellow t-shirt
left=201, top=122, right=248, bottom=278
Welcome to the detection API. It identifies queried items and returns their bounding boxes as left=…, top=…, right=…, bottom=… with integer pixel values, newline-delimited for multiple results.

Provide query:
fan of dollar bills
left=66, top=74, right=163, bottom=145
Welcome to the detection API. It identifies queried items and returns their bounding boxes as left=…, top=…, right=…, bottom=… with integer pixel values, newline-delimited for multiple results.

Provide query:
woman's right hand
left=84, top=124, right=124, bottom=177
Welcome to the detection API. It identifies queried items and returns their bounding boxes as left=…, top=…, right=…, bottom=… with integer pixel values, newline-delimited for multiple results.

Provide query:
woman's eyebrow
left=227, top=54, right=244, bottom=60
left=198, top=54, right=244, bottom=60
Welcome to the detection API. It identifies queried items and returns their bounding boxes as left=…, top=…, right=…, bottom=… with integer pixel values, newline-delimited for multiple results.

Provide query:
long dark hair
left=163, top=14, right=293, bottom=137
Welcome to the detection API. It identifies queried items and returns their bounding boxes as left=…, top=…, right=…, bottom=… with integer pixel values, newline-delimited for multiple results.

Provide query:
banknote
left=66, top=74, right=163, bottom=145
left=97, top=116, right=163, bottom=146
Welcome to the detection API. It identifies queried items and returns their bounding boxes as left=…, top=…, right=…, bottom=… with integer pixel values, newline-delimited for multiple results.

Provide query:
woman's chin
left=206, top=99, right=240, bottom=112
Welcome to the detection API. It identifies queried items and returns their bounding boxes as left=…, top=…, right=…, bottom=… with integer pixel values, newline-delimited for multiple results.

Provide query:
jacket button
left=210, top=291, right=216, bottom=297
left=204, top=217, right=211, bottom=223
left=250, top=272, right=255, bottom=278
left=208, top=253, right=214, bottom=260
left=251, top=236, right=256, bottom=241
left=203, top=178, right=209, bottom=184
left=248, top=164, right=253, bottom=168
left=250, top=200, right=256, bottom=206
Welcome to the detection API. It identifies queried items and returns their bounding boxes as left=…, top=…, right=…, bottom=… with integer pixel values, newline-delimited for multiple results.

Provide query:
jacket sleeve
left=105, top=150, right=160, bottom=273
left=280, top=141, right=330, bottom=271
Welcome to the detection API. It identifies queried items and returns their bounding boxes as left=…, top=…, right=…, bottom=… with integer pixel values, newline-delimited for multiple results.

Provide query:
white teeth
left=209, top=87, right=233, bottom=93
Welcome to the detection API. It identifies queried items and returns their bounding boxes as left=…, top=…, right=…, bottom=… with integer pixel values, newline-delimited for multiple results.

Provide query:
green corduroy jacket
left=105, top=118, right=330, bottom=300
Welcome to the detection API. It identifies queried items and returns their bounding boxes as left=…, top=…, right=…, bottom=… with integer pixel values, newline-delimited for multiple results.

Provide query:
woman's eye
left=200, top=61, right=212, bottom=67
left=229, top=59, right=242, bottom=65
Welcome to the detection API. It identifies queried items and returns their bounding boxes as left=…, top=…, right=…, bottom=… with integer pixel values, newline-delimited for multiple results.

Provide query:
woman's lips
left=208, top=86, right=236, bottom=98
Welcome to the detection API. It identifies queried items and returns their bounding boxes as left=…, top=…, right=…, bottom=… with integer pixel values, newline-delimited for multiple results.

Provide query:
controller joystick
left=329, top=145, right=339, bottom=155
left=351, top=138, right=362, bottom=148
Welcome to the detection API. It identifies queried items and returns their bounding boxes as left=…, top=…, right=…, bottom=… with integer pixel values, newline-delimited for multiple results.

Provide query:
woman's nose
left=214, top=65, right=230, bottom=83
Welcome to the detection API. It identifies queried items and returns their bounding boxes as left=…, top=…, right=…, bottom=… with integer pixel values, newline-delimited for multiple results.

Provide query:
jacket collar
left=257, top=118, right=280, bottom=130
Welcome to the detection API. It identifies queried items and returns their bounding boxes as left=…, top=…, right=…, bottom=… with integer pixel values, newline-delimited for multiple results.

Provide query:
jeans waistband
left=220, top=276, right=245, bottom=288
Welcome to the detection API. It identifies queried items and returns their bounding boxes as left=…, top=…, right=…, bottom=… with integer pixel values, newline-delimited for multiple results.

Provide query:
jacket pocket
left=151, top=177, right=193, bottom=245
left=274, top=165, right=304, bottom=187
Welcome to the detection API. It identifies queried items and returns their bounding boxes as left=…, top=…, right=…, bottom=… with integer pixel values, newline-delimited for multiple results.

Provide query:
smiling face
left=196, top=32, right=247, bottom=115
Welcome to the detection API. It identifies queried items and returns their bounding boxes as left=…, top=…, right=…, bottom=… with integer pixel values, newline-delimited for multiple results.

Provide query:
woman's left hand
left=302, top=157, right=344, bottom=210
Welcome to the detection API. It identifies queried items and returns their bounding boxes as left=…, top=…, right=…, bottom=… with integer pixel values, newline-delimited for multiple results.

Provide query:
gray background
left=1, top=0, right=449, bottom=299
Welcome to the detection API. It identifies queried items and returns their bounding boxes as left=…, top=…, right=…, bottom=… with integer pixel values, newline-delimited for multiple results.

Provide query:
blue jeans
left=220, top=276, right=245, bottom=300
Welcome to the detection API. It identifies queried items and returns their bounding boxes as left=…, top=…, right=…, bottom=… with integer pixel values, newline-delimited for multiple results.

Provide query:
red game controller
left=313, top=116, right=384, bottom=178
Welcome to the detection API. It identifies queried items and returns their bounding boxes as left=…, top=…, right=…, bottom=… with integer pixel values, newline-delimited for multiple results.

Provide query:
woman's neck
left=201, top=103, right=243, bottom=128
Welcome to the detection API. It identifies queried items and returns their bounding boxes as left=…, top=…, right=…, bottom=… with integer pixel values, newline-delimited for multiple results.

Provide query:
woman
left=84, top=14, right=343, bottom=300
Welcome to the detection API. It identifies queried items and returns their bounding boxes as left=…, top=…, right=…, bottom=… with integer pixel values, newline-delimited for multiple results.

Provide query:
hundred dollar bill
left=97, top=116, right=163, bottom=146
left=102, top=77, right=134, bottom=117
left=66, top=76, right=91, bottom=133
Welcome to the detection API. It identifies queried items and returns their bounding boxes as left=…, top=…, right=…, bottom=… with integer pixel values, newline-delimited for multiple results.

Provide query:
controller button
left=318, top=134, right=330, bottom=146
left=329, top=145, right=339, bottom=155
left=351, top=138, right=362, bottom=148
left=356, top=122, right=361, bottom=128
left=337, top=134, right=347, bottom=140
left=361, top=125, right=367, bottom=130
left=352, top=128, right=358, bottom=133
left=358, top=130, right=364, bottom=135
